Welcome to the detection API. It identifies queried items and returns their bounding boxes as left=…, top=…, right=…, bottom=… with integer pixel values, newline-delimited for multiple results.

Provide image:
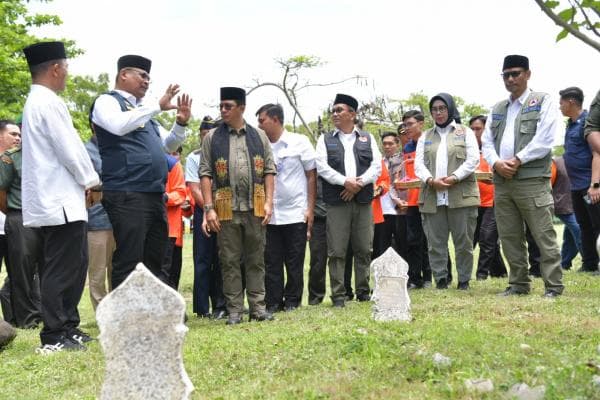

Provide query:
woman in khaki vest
left=414, top=93, right=480, bottom=290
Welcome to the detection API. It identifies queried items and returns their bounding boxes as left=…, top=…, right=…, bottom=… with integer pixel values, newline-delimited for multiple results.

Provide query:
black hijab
left=429, top=93, right=460, bottom=128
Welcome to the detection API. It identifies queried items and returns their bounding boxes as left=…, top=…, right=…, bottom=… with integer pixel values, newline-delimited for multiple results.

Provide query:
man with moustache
left=200, top=87, right=276, bottom=325
left=91, top=54, right=192, bottom=289
left=482, top=54, right=564, bottom=297
left=316, top=94, right=381, bottom=307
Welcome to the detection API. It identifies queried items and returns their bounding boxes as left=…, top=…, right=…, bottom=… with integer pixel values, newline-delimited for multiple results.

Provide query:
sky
left=27, top=0, right=599, bottom=134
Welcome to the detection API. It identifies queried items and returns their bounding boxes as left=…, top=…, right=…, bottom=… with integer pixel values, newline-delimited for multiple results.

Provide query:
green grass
left=1, top=225, right=600, bottom=399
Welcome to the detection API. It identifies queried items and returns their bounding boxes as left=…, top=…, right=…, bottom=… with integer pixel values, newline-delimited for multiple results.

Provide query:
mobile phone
left=584, top=194, right=592, bottom=205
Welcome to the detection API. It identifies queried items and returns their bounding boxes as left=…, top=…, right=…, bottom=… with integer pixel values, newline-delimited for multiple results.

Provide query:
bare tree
left=533, top=0, right=600, bottom=53
left=247, top=55, right=366, bottom=142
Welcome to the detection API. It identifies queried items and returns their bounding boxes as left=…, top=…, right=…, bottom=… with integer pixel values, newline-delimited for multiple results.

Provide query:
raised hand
left=176, top=93, right=192, bottom=125
left=158, top=84, right=181, bottom=111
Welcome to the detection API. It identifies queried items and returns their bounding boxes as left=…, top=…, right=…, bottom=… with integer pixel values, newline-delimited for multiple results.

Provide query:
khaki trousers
left=326, top=202, right=373, bottom=302
left=494, top=177, right=563, bottom=293
left=87, top=230, right=115, bottom=310
left=422, top=205, right=477, bottom=284
left=217, top=211, right=266, bottom=315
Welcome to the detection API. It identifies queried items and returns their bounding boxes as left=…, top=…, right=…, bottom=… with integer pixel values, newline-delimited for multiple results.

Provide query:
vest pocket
left=126, top=153, right=154, bottom=182
left=519, top=114, right=538, bottom=135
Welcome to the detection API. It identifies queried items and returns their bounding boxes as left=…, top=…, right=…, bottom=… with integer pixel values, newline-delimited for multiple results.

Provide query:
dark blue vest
left=322, top=130, right=374, bottom=205
left=92, top=91, right=167, bottom=192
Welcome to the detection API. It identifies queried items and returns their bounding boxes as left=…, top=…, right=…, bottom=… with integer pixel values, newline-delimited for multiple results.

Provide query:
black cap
left=559, top=86, right=584, bottom=104
left=503, top=54, right=529, bottom=71
left=23, top=41, right=67, bottom=67
left=334, top=93, right=358, bottom=111
left=220, top=87, right=246, bottom=103
left=200, top=116, right=216, bottom=130
left=118, top=55, right=152, bottom=73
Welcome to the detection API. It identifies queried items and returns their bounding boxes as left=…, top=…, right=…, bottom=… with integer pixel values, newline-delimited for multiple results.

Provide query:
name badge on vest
left=523, top=98, right=542, bottom=114
left=492, top=114, right=504, bottom=121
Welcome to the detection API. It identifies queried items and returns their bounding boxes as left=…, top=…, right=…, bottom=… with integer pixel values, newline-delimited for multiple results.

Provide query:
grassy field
left=1, top=225, right=600, bottom=400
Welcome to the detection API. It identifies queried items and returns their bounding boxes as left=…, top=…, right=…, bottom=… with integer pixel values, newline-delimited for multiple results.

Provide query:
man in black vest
left=316, top=94, right=382, bottom=307
left=199, top=87, right=276, bottom=325
left=91, top=55, right=192, bottom=289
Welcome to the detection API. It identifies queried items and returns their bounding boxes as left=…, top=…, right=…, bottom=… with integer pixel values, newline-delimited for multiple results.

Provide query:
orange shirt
left=372, top=159, right=389, bottom=224
left=166, top=161, right=187, bottom=246
left=403, top=151, right=420, bottom=207
left=477, top=153, right=494, bottom=208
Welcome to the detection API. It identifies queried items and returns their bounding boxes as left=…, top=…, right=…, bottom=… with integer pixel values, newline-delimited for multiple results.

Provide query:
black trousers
left=373, top=214, right=408, bottom=260
left=3, top=211, right=42, bottom=328
left=405, top=207, right=432, bottom=286
left=308, top=217, right=327, bottom=303
left=160, top=238, right=183, bottom=290
left=264, top=222, right=307, bottom=308
left=39, top=221, right=88, bottom=345
left=102, top=191, right=168, bottom=289
left=474, top=207, right=507, bottom=278
left=572, top=189, right=600, bottom=270
left=192, top=207, right=225, bottom=315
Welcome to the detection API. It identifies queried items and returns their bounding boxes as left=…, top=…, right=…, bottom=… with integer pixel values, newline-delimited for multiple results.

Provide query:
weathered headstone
left=0, top=319, right=16, bottom=349
left=96, top=263, right=193, bottom=400
left=370, top=247, right=411, bottom=322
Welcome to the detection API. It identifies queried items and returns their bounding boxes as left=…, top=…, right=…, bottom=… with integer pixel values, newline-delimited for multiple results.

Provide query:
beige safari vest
left=418, top=125, right=480, bottom=214
left=489, top=91, right=552, bottom=181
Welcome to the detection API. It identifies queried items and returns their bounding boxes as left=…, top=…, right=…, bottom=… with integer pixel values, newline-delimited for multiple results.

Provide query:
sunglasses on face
left=501, top=70, right=524, bottom=80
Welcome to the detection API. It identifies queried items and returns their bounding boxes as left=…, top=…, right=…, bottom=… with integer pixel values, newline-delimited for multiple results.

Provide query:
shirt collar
left=114, top=89, right=139, bottom=107
left=333, top=125, right=361, bottom=137
left=509, top=88, right=532, bottom=106
left=227, top=123, right=247, bottom=135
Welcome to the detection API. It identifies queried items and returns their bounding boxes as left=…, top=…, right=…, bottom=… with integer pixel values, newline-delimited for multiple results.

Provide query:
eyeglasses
left=501, top=70, right=524, bottom=80
left=431, top=106, right=448, bottom=114
left=125, top=68, right=151, bottom=82
left=331, top=107, right=346, bottom=114
left=219, top=103, right=237, bottom=111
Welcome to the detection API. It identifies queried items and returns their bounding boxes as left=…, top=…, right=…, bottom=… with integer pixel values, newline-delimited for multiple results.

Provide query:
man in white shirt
left=90, top=55, right=191, bottom=289
left=21, top=41, right=100, bottom=352
left=482, top=54, right=564, bottom=298
left=256, top=104, right=317, bottom=312
left=316, top=94, right=381, bottom=307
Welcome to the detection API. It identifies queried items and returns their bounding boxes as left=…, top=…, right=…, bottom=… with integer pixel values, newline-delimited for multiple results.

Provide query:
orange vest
left=166, top=161, right=187, bottom=246
left=372, top=159, right=389, bottom=224
left=403, top=151, right=420, bottom=207
left=477, top=153, right=494, bottom=208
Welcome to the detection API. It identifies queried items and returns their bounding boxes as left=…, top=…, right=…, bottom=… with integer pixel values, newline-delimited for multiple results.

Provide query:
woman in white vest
left=415, top=93, right=480, bottom=290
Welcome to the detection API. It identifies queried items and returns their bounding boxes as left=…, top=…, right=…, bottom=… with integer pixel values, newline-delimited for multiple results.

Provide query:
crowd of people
left=0, top=41, right=599, bottom=354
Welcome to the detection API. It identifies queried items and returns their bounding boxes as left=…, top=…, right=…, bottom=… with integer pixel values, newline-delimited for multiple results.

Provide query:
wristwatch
left=203, top=203, right=214, bottom=212
left=592, top=181, right=600, bottom=189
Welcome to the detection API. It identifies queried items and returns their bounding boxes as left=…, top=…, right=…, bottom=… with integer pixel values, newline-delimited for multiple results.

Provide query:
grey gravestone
left=370, top=247, right=411, bottom=322
left=96, top=263, right=193, bottom=400
left=0, top=319, right=16, bottom=349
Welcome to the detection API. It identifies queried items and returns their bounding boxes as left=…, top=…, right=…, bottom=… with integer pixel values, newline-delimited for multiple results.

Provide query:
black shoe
left=37, top=336, right=86, bottom=354
left=212, top=310, right=227, bottom=320
left=68, top=328, right=94, bottom=344
left=356, top=294, right=371, bottom=302
left=344, top=294, right=354, bottom=301
left=332, top=299, right=345, bottom=308
left=226, top=314, right=243, bottom=325
left=543, top=290, right=561, bottom=298
left=476, top=275, right=487, bottom=281
left=498, top=286, right=529, bottom=296
left=435, top=278, right=448, bottom=289
left=249, top=311, right=274, bottom=322
left=284, top=305, right=298, bottom=312
left=308, top=298, right=322, bottom=306
left=457, top=281, right=470, bottom=290
left=266, top=304, right=283, bottom=314
left=578, top=267, right=600, bottom=273
left=407, top=282, right=422, bottom=290
left=197, top=312, right=211, bottom=319
left=422, top=281, right=432, bottom=289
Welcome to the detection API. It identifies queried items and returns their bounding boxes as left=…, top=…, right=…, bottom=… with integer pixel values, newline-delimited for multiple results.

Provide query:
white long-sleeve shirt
left=415, top=122, right=479, bottom=206
left=22, top=84, right=100, bottom=227
left=316, top=127, right=382, bottom=186
left=482, top=88, right=561, bottom=167
left=91, top=89, right=186, bottom=153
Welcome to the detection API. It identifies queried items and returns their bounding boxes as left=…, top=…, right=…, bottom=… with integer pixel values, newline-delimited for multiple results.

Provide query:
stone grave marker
left=96, top=263, right=194, bottom=400
left=370, top=247, right=411, bottom=322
